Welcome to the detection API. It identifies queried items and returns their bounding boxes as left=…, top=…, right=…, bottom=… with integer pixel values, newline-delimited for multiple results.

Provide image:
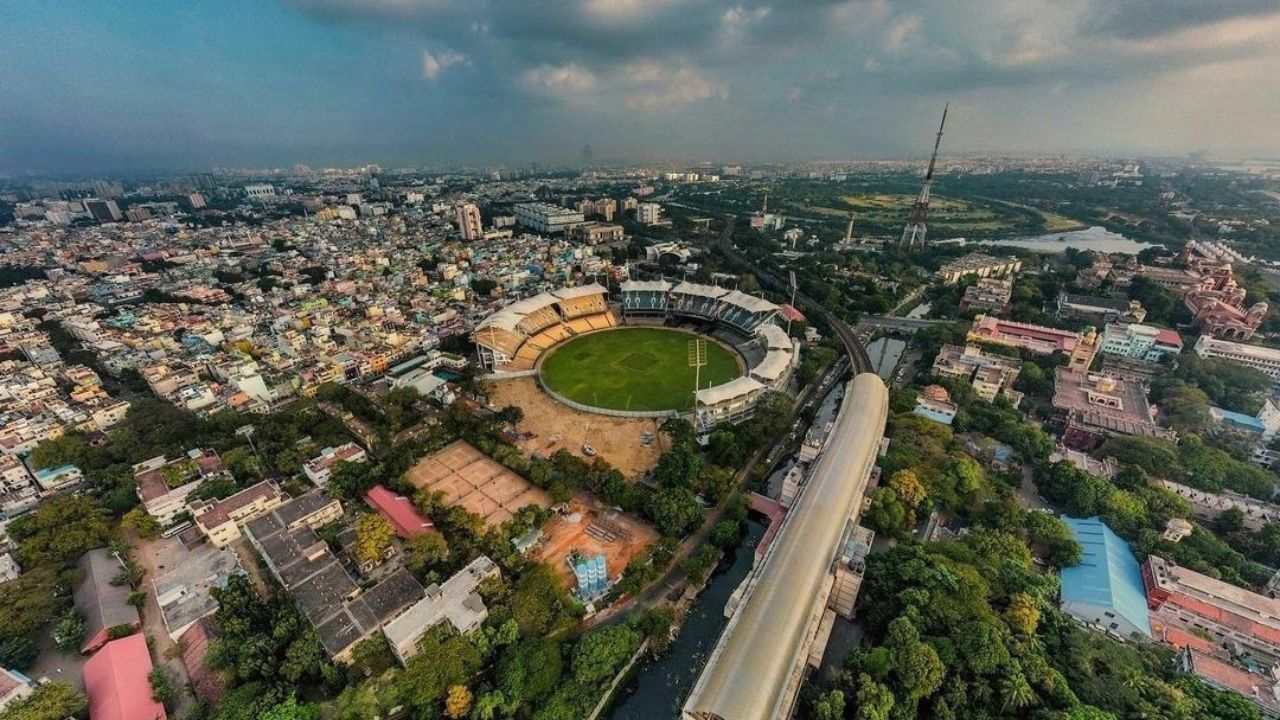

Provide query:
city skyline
left=3, top=0, right=1280, bottom=173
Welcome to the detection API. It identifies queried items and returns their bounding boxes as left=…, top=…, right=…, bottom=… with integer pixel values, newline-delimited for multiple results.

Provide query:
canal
left=606, top=518, right=768, bottom=719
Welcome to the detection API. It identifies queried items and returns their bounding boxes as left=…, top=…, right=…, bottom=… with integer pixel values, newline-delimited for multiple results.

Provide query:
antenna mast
left=900, top=104, right=948, bottom=252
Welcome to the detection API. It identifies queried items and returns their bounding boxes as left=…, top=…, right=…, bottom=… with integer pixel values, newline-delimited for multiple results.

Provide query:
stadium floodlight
left=688, top=338, right=707, bottom=408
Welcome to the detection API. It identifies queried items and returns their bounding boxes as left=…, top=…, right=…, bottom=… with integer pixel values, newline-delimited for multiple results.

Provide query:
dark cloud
left=1, top=0, right=1278, bottom=173
left=1080, top=0, right=1280, bottom=39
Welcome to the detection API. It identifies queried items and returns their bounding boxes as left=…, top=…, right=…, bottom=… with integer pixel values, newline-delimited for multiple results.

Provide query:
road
left=130, top=534, right=196, bottom=718
left=705, top=218, right=873, bottom=374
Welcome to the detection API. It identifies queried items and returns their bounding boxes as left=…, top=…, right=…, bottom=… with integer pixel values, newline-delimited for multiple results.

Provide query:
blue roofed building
left=1059, top=516, right=1152, bottom=640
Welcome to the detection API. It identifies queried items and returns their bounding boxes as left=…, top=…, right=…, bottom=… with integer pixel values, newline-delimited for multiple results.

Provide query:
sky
left=2, top=0, right=1279, bottom=174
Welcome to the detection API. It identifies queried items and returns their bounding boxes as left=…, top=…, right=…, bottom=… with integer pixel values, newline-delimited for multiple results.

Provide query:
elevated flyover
left=682, top=372, right=889, bottom=720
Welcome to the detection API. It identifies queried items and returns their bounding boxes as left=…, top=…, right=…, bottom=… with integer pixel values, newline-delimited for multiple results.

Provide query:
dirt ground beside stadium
left=487, top=377, right=667, bottom=478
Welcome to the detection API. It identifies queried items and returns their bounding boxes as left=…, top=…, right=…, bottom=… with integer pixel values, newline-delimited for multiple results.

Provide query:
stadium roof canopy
left=620, top=280, right=672, bottom=292
left=696, top=376, right=765, bottom=406
left=760, top=324, right=792, bottom=350
left=752, top=350, right=792, bottom=383
left=721, top=289, right=778, bottom=314
left=672, top=281, right=729, bottom=299
left=551, top=283, right=607, bottom=299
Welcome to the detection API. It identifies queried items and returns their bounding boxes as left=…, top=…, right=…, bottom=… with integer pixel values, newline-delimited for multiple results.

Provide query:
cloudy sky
left=2, top=0, right=1278, bottom=173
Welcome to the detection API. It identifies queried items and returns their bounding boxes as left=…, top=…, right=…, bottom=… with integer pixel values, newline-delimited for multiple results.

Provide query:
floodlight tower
left=688, top=338, right=708, bottom=427
left=900, top=104, right=949, bottom=252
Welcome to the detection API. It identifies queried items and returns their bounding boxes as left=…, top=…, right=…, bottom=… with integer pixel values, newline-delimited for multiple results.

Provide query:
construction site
left=530, top=497, right=658, bottom=594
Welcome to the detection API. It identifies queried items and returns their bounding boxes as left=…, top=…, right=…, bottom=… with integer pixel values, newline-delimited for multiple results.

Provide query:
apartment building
left=1100, top=322, right=1182, bottom=363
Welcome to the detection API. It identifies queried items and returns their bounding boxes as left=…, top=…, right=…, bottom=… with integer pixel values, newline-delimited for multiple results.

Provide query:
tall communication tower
left=900, top=104, right=949, bottom=252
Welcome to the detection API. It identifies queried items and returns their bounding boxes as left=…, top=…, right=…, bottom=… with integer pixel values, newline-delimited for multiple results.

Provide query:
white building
left=244, top=184, right=276, bottom=200
left=1100, top=323, right=1182, bottom=363
left=303, top=442, right=368, bottom=487
left=0, top=455, right=36, bottom=511
left=636, top=202, right=663, bottom=226
left=383, top=556, right=500, bottom=664
left=513, top=202, right=583, bottom=234
left=1195, top=334, right=1280, bottom=383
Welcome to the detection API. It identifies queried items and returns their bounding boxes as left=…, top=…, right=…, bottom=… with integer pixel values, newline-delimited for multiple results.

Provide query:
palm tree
left=999, top=672, right=1038, bottom=713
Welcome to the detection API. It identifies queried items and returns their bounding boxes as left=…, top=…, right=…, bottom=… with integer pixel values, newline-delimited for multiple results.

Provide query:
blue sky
left=3, top=0, right=1279, bottom=173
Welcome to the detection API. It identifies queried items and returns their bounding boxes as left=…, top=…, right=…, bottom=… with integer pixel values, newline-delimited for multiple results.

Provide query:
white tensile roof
left=505, top=292, right=558, bottom=315
left=672, top=281, right=729, bottom=299
left=721, top=289, right=778, bottom=314
left=751, top=349, right=792, bottom=383
left=552, top=283, right=607, bottom=300
left=620, top=280, right=672, bottom=293
left=695, top=376, right=765, bottom=406
left=760, top=324, right=791, bottom=350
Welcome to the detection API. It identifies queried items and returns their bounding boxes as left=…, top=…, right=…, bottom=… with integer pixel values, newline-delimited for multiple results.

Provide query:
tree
left=403, top=532, right=449, bottom=577
left=329, top=461, right=379, bottom=501
left=498, top=637, right=564, bottom=706
left=885, top=617, right=944, bottom=699
left=854, top=674, right=895, bottom=720
left=570, top=625, right=642, bottom=686
left=53, top=613, right=85, bottom=653
left=149, top=668, right=174, bottom=708
left=26, top=434, right=90, bottom=471
left=707, top=430, right=744, bottom=466
left=863, top=488, right=909, bottom=538
left=259, top=696, right=321, bottom=720
left=7, top=495, right=112, bottom=569
left=888, top=469, right=927, bottom=509
left=354, top=513, right=395, bottom=566
left=998, top=671, right=1037, bottom=713
left=396, top=627, right=482, bottom=711
left=510, top=565, right=580, bottom=637
left=812, top=689, right=845, bottom=720
left=1004, top=593, right=1040, bottom=635
left=0, top=683, right=87, bottom=720
left=0, top=568, right=62, bottom=668
left=644, top=487, right=704, bottom=537
left=444, top=685, right=472, bottom=719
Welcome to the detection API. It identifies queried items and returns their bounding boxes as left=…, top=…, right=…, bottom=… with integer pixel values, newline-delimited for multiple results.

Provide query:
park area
left=538, top=327, right=741, bottom=412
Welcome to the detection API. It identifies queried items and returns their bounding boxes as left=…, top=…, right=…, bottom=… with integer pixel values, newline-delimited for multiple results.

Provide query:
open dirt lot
left=488, top=377, right=667, bottom=478
left=533, top=497, right=658, bottom=591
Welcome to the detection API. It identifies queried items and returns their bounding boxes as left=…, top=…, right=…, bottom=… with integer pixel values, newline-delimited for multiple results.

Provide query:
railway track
left=710, top=218, right=874, bottom=374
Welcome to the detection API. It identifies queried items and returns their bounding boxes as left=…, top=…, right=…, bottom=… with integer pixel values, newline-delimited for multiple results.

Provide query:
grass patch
left=541, top=328, right=741, bottom=412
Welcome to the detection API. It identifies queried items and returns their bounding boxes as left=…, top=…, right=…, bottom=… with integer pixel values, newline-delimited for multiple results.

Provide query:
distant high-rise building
left=92, top=180, right=123, bottom=198
left=124, top=207, right=152, bottom=223
left=244, top=184, right=275, bottom=200
left=184, top=193, right=206, bottom=210
left=84, top=199, right=122, bottom=223
left=190, top=173, right=216, bottom=190
left=636, top=202, right=663, bottom=226
left=456, top=202, right=483, bottom=241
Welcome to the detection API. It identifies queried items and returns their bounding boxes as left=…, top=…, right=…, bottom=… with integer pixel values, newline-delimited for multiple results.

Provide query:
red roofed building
left=180, top=618, right=225, bottom=703
left=365, top=484, right=435, bottom=538
left=83, top=634, right=167, bottom=720
left=778, top=304, right=806, bottom=324
left=968, top=314, right=1099, bottom=371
